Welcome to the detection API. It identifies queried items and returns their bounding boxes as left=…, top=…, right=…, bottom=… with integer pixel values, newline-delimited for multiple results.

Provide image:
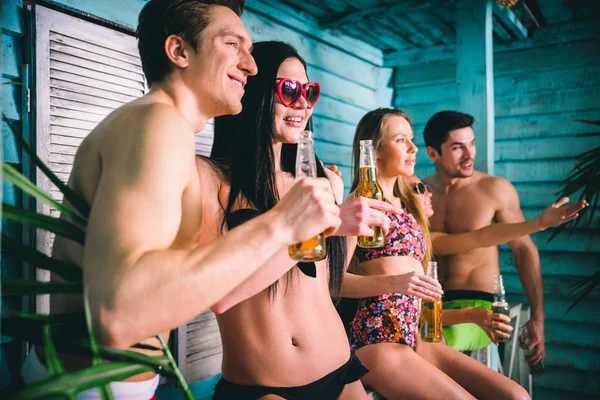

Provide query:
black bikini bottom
left=212, top=352, right=368, bottom=400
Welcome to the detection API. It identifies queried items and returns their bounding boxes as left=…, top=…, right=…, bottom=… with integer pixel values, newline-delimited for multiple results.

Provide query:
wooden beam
left=456, top=0, right=495, bottom=174
left=492, top=1, right=528, bottom=40
left=383, top=19, right=600, bottom=67
left=319, top=0, right=451, bottom=29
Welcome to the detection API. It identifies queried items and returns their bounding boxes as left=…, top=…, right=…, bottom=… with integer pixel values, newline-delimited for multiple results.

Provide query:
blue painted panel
left=314, top=140, right=351, bottom=168
left=533, top=386, right=599, bottom=400
left=394, top=82, right=457, bottom=107
left=312, top=117, right=357, bottom=147
left=495, top=159, right=577, bottom=183
left=495, top=65, right=600, bottom=99
left=2, top=34, right=21, bottom=79
left=498, top=229, right=600, bottom=252
left=495, top=135, right=600, bottom=161
left=500, top=250, right=600, bottom=277
left=495, top=86, right=600, bottom=117
left=508, top=294, right=597, bottom=324
left=2, top=120, right=21, bottom=164
left=496, top=109, right=600, bottom=140
left=1, top=0, right=24, bottom=35
left=503, top=272, right=600, bottom=299
left=44, top=0, right=146, bottom=30
left=1, top=78, right=21, bottom=121
left=543, top=319, right=600, bottom=349
left=536, top=367, right=600, bottom=394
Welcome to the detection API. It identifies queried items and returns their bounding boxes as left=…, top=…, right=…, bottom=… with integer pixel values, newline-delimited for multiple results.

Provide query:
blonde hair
left=350, top=108, right=432, bottom=271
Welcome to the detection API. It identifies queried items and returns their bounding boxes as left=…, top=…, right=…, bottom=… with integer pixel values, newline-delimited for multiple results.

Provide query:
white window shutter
left=34, top=6, right=222, bottom=379
left=34, top=6, right=145, bottom=310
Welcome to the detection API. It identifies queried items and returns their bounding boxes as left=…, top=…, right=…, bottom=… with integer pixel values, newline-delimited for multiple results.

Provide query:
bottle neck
left=426, top=262, right=438, bottom=281
left=296, top=133, right=316, bottom=179
left=494, top=275, right=507, bottom=303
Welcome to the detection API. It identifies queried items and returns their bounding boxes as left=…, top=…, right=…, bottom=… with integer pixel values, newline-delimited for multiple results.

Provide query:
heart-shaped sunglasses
left=276, top=78, right=321, bottom=109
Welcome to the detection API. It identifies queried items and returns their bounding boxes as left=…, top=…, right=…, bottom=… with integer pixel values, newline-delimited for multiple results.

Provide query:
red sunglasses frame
left=276, top=78, right=321, bottom=109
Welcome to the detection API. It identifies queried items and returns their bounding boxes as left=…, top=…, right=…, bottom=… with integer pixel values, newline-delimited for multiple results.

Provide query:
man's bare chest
left=432, top=189, right=497, bottom=234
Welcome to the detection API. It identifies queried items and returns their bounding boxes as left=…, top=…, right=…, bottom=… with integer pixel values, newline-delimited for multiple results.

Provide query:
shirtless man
left=423, top=111, right=545, bottom=366
left=22, top=1, right=341, bottom=397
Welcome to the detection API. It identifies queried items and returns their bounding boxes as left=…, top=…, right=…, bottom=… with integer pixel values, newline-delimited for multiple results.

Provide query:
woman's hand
left=467, top=307, right=513, bottom=344
left=538, top=197, right=588, bottom=230
left=387, top=271, right=443, bottom=302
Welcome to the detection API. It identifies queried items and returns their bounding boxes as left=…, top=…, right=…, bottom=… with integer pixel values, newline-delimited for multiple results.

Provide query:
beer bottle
left=492, top=274, right=511, bottom=343
left=288, top=130, right=327, bottom=262
left=355, top=140, right=384, bottom=248
left=519, top=325, right=545, bottom=376
left=420, top=261, right=443, bottom=342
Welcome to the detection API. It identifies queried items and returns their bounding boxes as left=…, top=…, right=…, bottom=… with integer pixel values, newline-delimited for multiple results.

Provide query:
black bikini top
left=225, top=208, right=316, bottom=278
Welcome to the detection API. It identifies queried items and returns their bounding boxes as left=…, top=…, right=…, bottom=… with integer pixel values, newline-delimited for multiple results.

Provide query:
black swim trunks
left=212, top=352, right=368, bottom=400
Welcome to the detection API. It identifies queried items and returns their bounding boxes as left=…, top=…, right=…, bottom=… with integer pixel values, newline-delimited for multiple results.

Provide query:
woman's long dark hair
left=212, top=41, right=346, bottom=297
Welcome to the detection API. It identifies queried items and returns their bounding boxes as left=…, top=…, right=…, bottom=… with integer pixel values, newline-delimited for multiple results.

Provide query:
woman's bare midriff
left=359, top=255, right=424, bottom=278
left=217, top=262, right=351, bottom=387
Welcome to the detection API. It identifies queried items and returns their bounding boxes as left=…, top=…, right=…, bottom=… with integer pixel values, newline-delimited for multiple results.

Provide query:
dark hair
left=137, top=0, right=245, bottom=86
left=423, top=110, right=474, bottom=154
left=212, top=41, right=347, bottom=298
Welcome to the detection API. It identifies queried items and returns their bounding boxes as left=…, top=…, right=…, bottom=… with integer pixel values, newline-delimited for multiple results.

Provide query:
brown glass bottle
left=288, top=130, right=326, bottom=262
left=355, top=140, right=384, bottom=248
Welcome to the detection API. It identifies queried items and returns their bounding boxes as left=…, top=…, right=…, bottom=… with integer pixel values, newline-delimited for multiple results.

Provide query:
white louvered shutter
left=34, top=6, right=221, bottom=378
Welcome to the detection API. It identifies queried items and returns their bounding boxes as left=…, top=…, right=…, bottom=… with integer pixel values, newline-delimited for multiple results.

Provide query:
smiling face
left=273, top=58, right=313, bottom=144
left=375, top=115, right=418, bottom=178
left=185, top=6, right=257, bottom=117
left=434, top=126, right=476, bottom=178
left=406, top=175, right=434, bottom=217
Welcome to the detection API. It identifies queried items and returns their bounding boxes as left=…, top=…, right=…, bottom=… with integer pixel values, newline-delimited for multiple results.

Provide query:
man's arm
left=494, top=178, right=545, bottom=363
left=442, top=308, right=512, bottom=344
left=431, top=197, right=585, bottom=255
left=84, top=105, right=340, bottom=348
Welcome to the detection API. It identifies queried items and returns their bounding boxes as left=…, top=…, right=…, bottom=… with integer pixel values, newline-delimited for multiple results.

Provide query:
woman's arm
left=443, top=308, right=512, bottom=343
left=432, top=197, right=587, bottom=255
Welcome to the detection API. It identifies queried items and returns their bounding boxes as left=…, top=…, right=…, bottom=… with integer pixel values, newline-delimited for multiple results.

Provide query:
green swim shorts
left=442, top=291, right=494, bottom=352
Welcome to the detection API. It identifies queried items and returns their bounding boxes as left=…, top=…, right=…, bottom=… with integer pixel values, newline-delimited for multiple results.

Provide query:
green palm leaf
left=2, top=112, right=91, bottom=218
left=3, top=162, right=88, bottom=227
left=2, top=234, right=82, bottom=281
left=43, top=325, right=66, bottom=376
left=1, top=278, right=82, bottom=296
left=0, top=362, right=155, bottom=399
left=158, top=334, right=194, bottom=400
left=2, top=203, right=85, bottom=245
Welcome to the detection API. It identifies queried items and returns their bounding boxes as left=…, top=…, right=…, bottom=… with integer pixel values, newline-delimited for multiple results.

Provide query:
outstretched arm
left=442, top=308, right=512, bottom=344
left=84, top=106, right=340, bottom=348
left=432, top=197, right=586, bottom=255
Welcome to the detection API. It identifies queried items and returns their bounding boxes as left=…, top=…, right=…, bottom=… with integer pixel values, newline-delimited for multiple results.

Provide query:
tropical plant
left=551, top=119, right=600, bottom=312
left=0, top=110, right=193, bottom=399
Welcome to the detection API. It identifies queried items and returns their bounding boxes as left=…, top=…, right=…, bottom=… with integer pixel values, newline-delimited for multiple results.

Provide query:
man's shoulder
left=473, top=172, right=514, bottom=193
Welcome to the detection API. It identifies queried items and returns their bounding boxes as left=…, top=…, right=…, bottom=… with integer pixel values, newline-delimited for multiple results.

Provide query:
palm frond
left=43, top=325, right=66, bottom=376
left=2, top=203, right=86, bottom=245
left=2, top=234, right=82, bottom=281
left=3, top=162, right=88, bottom=226
left=1, top=278, right=82, bottom=296
left=158, top=334, right=194, bottom=400
left=0, top=362, right=155, bottom=399
left=2, top=112, right=90, bottom=218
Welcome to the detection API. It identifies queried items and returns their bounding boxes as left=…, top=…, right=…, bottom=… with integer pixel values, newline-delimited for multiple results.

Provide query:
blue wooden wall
left=394, top=22, right=600, bottom=400
left=0, top=0, right=389, bottom=392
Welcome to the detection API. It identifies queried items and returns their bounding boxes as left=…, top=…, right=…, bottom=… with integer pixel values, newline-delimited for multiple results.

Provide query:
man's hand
left=468, top=307, right=513, bottom=345
left=387, top=271, right=443, bottom=301
left=337, top=197, right=397, bottom=237
left=274, top=177, right=341, bottom=242
left=523, top=317, right=545, bottom=364
left=538, top=197, right=588, bottom=230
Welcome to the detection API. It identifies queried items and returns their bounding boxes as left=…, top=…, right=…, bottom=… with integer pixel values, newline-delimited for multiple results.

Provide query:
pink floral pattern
left=349, top=293, right=421, bottom=351
left=351, top=203, right=426, bottom=351
left=355, top=202, right=426, bottom=263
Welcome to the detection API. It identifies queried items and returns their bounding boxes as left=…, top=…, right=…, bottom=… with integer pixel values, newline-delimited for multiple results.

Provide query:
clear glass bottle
left=355, top=140, right=384, bottom=248
left=492, top=274, right=511, bottom=343
left=288, top=130, right=326, bottom=262
left=420, top=261, right=443, bottom=342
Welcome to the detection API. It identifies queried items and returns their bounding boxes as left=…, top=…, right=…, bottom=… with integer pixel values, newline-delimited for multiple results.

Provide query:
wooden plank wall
left=393, top=24, right=600, bottom=400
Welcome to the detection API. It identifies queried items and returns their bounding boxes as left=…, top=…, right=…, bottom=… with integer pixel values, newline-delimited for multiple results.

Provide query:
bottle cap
left=359, top=139, right=373, bottom=146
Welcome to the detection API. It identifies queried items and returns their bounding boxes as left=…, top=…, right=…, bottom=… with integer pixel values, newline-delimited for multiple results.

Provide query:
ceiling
left=277, top=0, right=600, bottom=54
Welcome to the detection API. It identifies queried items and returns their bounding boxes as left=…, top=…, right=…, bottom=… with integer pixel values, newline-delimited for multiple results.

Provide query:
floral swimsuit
left=350, top=202, right=427, bottom=351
